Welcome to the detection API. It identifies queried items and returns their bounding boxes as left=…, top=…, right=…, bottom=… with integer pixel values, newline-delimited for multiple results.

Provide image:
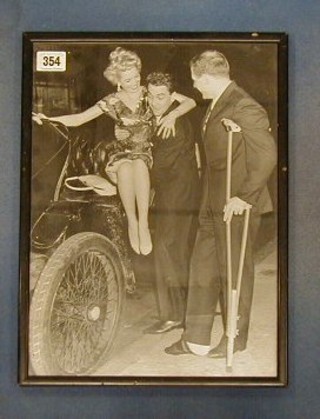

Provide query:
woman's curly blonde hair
left=103, top=47, right=142, bottom=86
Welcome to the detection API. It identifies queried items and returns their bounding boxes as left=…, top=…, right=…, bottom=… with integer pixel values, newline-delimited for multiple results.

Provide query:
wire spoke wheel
left=29, top=233, right=125, bottom=376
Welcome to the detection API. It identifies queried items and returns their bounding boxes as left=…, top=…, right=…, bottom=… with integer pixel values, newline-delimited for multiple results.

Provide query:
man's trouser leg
left=154, top=211, right=194, bottom=322
left=154, top=228, right=175, bottom=322
left=183, top=213, right=222, bottom=346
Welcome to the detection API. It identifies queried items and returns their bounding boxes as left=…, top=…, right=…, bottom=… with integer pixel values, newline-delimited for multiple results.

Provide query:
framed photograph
left=19, top=32, right=288, bottom=386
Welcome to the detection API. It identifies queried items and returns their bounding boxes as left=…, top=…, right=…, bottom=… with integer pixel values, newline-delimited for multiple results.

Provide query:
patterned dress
left=96, top=87, right=154, bottom=183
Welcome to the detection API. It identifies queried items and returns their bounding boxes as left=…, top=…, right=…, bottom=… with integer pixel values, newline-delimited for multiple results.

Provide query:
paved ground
left=95, top=240, right=278, bottom=378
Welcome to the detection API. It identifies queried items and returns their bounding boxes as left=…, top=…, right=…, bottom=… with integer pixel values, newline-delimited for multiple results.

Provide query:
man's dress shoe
left=164, top=339, right=193, bottom=355
left=144, top=320, right=183, bottom=334
left=207, top=336, right=246, bottom=359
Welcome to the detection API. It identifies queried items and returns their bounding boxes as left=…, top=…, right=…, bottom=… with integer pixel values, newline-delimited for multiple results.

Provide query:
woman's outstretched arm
left=170, top=92, right=196, bottom=117
left=34, top=104, right=103, bottom=127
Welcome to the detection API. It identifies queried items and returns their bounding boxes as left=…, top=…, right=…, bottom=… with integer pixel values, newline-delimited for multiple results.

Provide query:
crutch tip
left=226, top=366, right=233, bottom=373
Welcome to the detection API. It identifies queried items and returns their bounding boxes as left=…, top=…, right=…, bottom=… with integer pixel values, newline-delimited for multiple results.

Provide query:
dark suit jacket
left=151, top=102, right=199, bottom=213
left=202, top=81, right=276, bottom=214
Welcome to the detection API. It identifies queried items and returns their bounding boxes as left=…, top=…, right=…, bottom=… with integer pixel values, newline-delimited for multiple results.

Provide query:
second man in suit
left=145, top=72, right=200, bottom=334
left=165, top=50, right=277, bottom=357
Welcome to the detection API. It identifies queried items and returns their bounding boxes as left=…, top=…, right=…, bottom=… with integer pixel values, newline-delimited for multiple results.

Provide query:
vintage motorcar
left=29, top=120, right=134, bottom=376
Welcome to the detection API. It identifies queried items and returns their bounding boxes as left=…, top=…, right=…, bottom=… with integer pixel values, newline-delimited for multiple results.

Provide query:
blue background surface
left=1, top=0, right=319, bottom=417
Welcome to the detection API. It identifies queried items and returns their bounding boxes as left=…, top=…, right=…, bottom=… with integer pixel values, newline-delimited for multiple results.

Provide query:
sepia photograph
left=19, top=32, right=288, bottom=386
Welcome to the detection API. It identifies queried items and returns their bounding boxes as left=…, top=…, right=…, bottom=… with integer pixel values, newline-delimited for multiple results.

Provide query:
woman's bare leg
left=132, top=159, right=152, bottom=255
left=117, top=162, right=140, bottom=254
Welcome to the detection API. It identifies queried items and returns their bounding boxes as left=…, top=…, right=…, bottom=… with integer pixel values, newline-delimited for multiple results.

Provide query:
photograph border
left=19, top=31, right=288, bottom=387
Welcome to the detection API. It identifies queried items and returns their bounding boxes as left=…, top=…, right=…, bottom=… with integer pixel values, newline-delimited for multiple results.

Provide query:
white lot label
left=36, top=51, right=66, bottom=72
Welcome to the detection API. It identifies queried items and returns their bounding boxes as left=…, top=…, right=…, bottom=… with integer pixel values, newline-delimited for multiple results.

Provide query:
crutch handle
left=221, top=118, right=242, bottom=133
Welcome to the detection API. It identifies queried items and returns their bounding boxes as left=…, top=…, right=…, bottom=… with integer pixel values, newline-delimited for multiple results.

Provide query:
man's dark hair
left=146, top=72, right=174, bottom=93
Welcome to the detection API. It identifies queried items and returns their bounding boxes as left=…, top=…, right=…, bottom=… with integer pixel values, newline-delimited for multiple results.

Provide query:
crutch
left=221, top=118, right=252, bottom=372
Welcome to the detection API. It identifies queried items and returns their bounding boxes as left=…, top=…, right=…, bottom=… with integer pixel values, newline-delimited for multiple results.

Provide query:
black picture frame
left=19, top=32, right=288, bottom=386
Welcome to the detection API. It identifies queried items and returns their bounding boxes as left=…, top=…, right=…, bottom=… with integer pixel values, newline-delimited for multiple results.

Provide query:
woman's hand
left=157, top=111, right=177, bottom=139
left=32, top=112, right=49, bottom=125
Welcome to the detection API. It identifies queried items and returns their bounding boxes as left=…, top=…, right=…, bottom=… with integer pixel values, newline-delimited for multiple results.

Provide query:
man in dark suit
left=165, top=50, right=276, bottom=356
left=144, top=72, right=200, bottom=334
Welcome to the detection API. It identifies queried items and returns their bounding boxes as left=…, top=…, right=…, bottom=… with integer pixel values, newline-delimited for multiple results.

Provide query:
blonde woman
left=33, top=47, right=196, bottom=255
